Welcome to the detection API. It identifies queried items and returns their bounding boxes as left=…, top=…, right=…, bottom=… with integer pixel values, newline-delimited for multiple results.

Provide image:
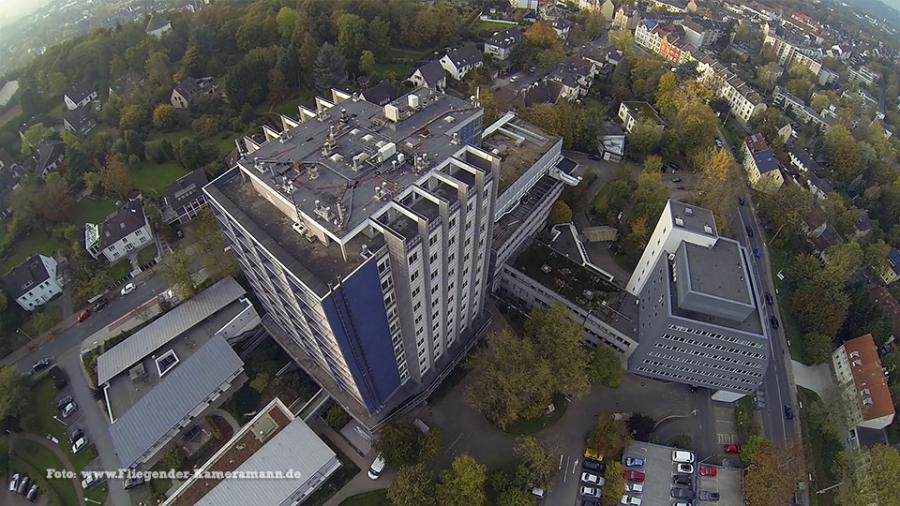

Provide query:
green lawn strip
left=505, top=394, right=569, bottom=435
left=145, top=128, right=194, bottom=147
left=30, top=376, right=98, bottom=473
left=108, top=260, right=133, bottom=283
left=797, top=387, right=840, bottom=506
left=12, top=439, right=78, bottom=506
left=340, top=490, right=390, bottom=506
left=767, top=246, right=807, bottom=363
left=130, top=160, right=189, bottom=194
left=0, top=230, right=66, bottom=275
left=84, top=482, right=109, bottom=505
left=71, top=197, right=116, bottom=226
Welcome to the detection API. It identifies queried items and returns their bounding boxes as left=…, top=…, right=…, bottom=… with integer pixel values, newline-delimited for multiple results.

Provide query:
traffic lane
left=15, top=275, right=169, bottom=372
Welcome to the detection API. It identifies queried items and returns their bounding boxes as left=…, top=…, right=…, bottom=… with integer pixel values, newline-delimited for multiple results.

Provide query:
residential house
left=612, top=7, right=639, bottom=31
left=618, top=101, right=665, bottom=133
left=681, top=18, right=720, bottom=48
left=879, top=249, right=900, bottom=285
left=170, top=77, right=216, bottom=109
left=408, top=60, right=447, bottom=90
left=801, top=207, right=828, bottom=239
left=0, top=80, right=18, bottom=107
left=32, top=141, right=64, bottom=179
left=741, top=133, right=783, bottom=192
left=551, top=18, right=573, bottom=39
left=600, top=0, right=616, bottom=20
left=161, top=169, right=209, bottom=225
left=549, top=58, right=599, bottom=100
left=695, top=53, right=766, bottom=124
left=789, top=149, right=831, bottom=199
left=647, top=0, right=688, bottom=12
left=146, top=14, right=172, bottom=39
left=439, top=46, right=484, bottom=80
left=0, top=147, right=24, bottom=180
left=2, top=255, right=63, bottom=311
left=63, top=107, right=96, bottom=136
left=773, top=86, right=832, bottom=131
left=832, top=334, right=895, bottom=431
left=597, top=122, right=626, bottom=162
left=509, top=0, right=538, bottom=8
left=848, top=66, right=879, bottom=86
left=361, top=80, right=397, bottom=107
left=484, top=28, right=523, bottom=61
left=64, top=83, right=97, bottom=111
left=777, top=123, right=798, bottom=144
left=84, top=199, right=154, bottom=263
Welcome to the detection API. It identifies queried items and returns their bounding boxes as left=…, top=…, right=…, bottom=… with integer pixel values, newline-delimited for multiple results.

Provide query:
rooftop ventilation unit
left=384, top=104, right=400, bottom=122
left=704, top=224, right=713, bottom=234
left=675, top=217, right=684, bottom=227
left=685, top=207, right=693, bottom=216
left=408, top=94, right=420, bottom=109
left=362, top=134, right=375, bottom=143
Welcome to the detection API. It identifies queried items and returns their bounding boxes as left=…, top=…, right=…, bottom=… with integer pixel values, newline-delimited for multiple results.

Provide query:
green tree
left=388, top=463, right=436, bottom=506
left=588, top=345, right=624, bottom=388
left=337, top=14, right=367, bottom=65
left=601, top=461, right=626, bottom=506
left=0, top=367, right=28, bottom=422
left=177, top=137, right=204, bottom=169
left=524, top=303, right=591, bottom=399
left=437, top=454, right=487, bottom=506
left=190, top=208, right=238, bottom=280
left=643, top=154, right=663, bottom=174
left=498, top=488, right=533, bottom=506
left=549, top=199, right=573, bottom=224
left=627, top=119, right=662, bottom=156
left=119, top=104, right=147, bottom=131
left=586, top=414, right=630, bottom=459
left=152, top=104, right=177, bottom=130
left=20, top=123, right=52, bottom=156
left=374, top=421, right=424, bottom=467
left=368, top=17, right=391, bottom=59
left=740, top=434, right=770, bottom=465
left=819, top=241, right=862, bottom=288
left=268, top=67, right=289, bottom=104
left=123, top=130, right=145, bottom=160
left=756, top=185, right=814, bottom=245
left=162, top=249, right=195, bottom=299
left=178, top=45, right=202, bottom=79
left=514, top=436, right=554, bottom=488
left=824, top=125, right=862, bottom=182
left=0, top=291, right=6, bottom=312
left=633, top=171, right=668, bottom=226
left=146, top=51, right=171, bottom=88
left=792, top=282, right=849, bottom=338
left=802, top=333, right=833, bottom=364
left=159, top=446, right=186, bottom=470
left=275, top=7, right=301, bottom=41
left=360, top=50, right=377, bottom=77
left=313, top=43, right=347, bottom=91
left=36, top=172, right=75, bottom=223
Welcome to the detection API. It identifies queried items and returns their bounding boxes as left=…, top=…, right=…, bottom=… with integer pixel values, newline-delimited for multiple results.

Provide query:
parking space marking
left=571, top=458, right=579, bottom=475
left=446, top=432, right=464, bottom=453
left=563, top=455, right=570, bottom=483
left=716, top=433, right=736, bottom=444
left=559, top=453, right=564, bottom=470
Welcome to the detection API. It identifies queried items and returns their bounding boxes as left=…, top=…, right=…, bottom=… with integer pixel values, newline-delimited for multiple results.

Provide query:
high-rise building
left=204, top=88, right=499, bottom=428
left=627, top=201, right=768, bottom=401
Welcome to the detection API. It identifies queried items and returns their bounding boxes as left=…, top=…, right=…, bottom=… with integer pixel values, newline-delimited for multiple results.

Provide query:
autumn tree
left=588, top=345, right=624, bottom=388
left=101, top=155, right=132, bottom=197
left=388, top=463, right=436, bottom=506
left=792, top=282, right=849, bottom=339
left=836, top=445, right=900, bottom=505
left=119, top=104, right=147, bottom=131
left=824, top=125, right=862, bottom=183
left=627, top=118, right=662, bottom=156
left=36, top=173, right=75, bottom=223
left=374, top=420, right=441, bottom=467
left=190, top=208, right=238, bottom=281
left=514, top=436, right=554, bottom=488
left=633, top=170, right=669, bottom=227
left=740, top=434, right=770, bottom=465
left=586, top=414, right=630, bottom=459
left=524, top=303, right=591, bottom=399
left=437, top=454, right=487, bottom=506
left=601, top=461, right=626, bottom=506
left=524, top=22, right=558, bottom=48
left=802, top=333, right=833, bottom=364
left=549, top=199, right=573, bottom=224
left=162, top=249, right=196, bottom=300
left=756, top=184, right=814, bottom=246
left=0, top=367, right=29, bottom=422
left=695, top=147, right=740, bottom=226
left=152, top=104, right=177, bottom=130
left=744, top=440, right=805, bottom=506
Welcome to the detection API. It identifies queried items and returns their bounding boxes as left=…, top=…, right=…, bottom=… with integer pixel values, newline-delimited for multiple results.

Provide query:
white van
left=367, top=454, right=386, bottom=480
left=671, top=450, right=695, bottom=464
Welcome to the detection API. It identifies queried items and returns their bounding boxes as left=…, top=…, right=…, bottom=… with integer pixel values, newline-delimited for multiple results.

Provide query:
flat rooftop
left=105, top=298, right=252, bottom=419
left=238, top=88, right=480, bottom=237
left=683, top=240, right=752, bottom=305
left=622, top=101, right=665, bottom=125
left=669, top=200, right=718, bottom=238
left=483, top=117, right=560, bottom=194
left=493, top=174, right=560, bottom=247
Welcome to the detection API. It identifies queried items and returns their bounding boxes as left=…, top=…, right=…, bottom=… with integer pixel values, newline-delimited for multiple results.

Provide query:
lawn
left=340, top=490, right=390, bottom=506
left=474, top=19, right=518, bottom=37
left=130, top=160, right=189, bottom=194
left=505, top=394, right=569, bottom=435
left=136, top=244, right=158, bottom=266
left=71, top=197, right=116, bottom=226
left=768, top=245, right=807, bottom=363
left=797, top=387, right=841, bottom=506
left=31, top=377, right=100, bottom=472
left=11, top=439, right=77, bottom=506
left=107, top=259, right=133, bottom=283
left=0, top=230, right=66, bottom=275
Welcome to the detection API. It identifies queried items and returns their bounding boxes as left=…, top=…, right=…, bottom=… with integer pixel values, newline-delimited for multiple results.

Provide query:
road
left=8, top=273, right=171, bottom=506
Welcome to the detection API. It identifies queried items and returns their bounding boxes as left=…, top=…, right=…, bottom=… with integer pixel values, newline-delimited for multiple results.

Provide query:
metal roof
left=97, top=277, right=245, bottom=385
left=109, top=335, right=244, bottom=468
left=196, top=417, right=337, bottom=506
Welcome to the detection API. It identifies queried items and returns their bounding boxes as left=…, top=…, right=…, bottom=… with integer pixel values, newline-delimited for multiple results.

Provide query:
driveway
left=791, top=360, right=835, bottom=398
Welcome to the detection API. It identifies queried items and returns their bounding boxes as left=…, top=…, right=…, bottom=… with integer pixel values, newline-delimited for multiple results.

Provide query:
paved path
left=791, top=360, right=835, bottom=398
left=207, top=408, right=240, bottom=434
left=11, top=432, right=86, bottom=506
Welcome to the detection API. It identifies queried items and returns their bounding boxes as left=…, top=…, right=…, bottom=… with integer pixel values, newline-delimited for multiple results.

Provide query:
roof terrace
left=483, top=117, right=560, bottom=194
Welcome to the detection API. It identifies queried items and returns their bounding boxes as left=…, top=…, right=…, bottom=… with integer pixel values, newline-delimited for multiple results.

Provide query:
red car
left=700, top=465, right=717, bottom=477
left=76, top=310, right=92, bottom=323
left=723, top=444, right=741, bottom=454
left=623, top=470, right=646, bottom=482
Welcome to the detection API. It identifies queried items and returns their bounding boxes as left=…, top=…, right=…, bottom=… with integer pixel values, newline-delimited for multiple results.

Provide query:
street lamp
left=16, top=328, right=33, bottom=341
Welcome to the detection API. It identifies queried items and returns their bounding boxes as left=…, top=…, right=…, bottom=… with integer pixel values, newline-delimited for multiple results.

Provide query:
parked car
left=9, top=473, right=20, bottom=492
left=368, top=454, right=386, bottom=480
left=784, top=405, right=794, bottom=420
left=76, top=310, right=92, bottom=323
left=60, top=401, right=78, bottom=418
left=582, top=500, right=599, bottom=506
left=672, top=474, right=692, bottom=486
left=671, top=450, right=695, bottom=463
left=723, top=444, right=741, bottom=454
left=627, top=482, right=644, bottom=494
left=677, top=463, right=694, bottom=474
left=72, top=437, right=89, bottom=453
left=671, top=487, right=694, bottom=500
left=581, top=472, right=605, bottom=486
left=671, top=176, right=683, bottom=183
left=584, top=448, right=604, bottom=462
left=699, top=490, right=721, bottom=501
left=82, top=473, right=104, bottom=489
left=620, top=495, right=642, bottom=505
left=70, top=428, right=84, bottom=443
left=765, top=292, right=774, bottom=305
left=745, top=225, right=754, bottom=237
left=91, top=298, right=108, bottom=312
left=17, top=475, right=30, bottom=495
left=770, top=316, right=780, bottom=329
left=580, top=486, right=600, bottom=498
left=583, top=459, right=604, bottom=472
left=26, top=483, right=38, bottom=502
left=700, top=465, right=717, bottom=477
left=56, top=395, right=72, bottom=410
left=623, top=470, right=646, bottom=482
left=123, top=476, right=145, bottom=490
left=120, top=282, right=136, bottom=295
left=530, top=487, right=545, bottom=499
left=753, top=247, right=761, bottom=258
left=673, top=502, right=690, bottom=506
left=31, top=358, right=51, bottom=373
left=624, top=457, right=644, bottom=468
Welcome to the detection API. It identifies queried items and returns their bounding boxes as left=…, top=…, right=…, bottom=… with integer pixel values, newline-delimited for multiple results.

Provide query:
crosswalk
left=716, top=433, right=737, bottom=444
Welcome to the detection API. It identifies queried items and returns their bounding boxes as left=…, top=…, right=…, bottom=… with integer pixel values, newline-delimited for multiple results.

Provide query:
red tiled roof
left=843, top=334, right=895, bottom=422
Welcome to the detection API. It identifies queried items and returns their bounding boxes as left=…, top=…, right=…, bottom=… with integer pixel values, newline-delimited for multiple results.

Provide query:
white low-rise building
left=2, top=254, right=63, bottom=311
left=440, top=46, right=484, bottom=80
left=85, top=199, right=154, bottom=263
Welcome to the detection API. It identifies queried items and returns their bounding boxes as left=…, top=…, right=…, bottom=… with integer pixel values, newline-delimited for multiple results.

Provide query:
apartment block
left=832, top=334, right=895, bottom=432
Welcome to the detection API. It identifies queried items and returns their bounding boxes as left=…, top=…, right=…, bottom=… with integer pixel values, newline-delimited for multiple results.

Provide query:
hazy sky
left=0, top=0, right=53, bottom=22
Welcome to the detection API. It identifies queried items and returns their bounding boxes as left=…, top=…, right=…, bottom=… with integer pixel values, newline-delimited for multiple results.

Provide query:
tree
left=836, top=445, right=900, bottom=505
left=744, top=440, right=805, bottom=506
left=583, top=11, right=606, bottom=39
left=368, top=17, right=391, bottom=59
left=123, top=130, right=145, bottom=160
left=0, top=291, right=6, bottom=312
left=313, top=43, right=347, bottom=92
left=514, top=436, right=554, bottom=488
left=337, top=14, right=367, bottom=65
left=388, top=463, right=436, bottom=506
left=0, top=367, right=28, bottom=422
left=299, top=33, right=319, bottom=88
left=586, top=414, right=630, bottom=459
left=756, top=185, right=814, bottom=245
left=119, top=104, right=147, bottom=131
left=601, top=461, right=626, bottom=506
left=588, top=345, right=624, bottom=388
left=465, top=330, right=554, bottom=429
left=627, top=414, right=656, bottom=441
left=740, top=434, right=770, bottom=465
left=627, top=119, right=662, bottom=157
left=549, top=200, right=573, bottom=225
left=524, top=303, right=591, bottom=399
left=177, top=137, right=204, bottom=169
left=756, top=62, right=780, bottom=91
left=824, top=125, right=862, bottom=183
left=695, top=147, right=740, bottom=225
left=437, top=454, right=487, bottom=506
left=498, top=488, right=533, bottom=506
left=360, top=50, right=377, bottom=77
left=374, top=421, right=424, bottom=467
left=101, top=155, right=132, bottom=197
left=190, top=208, right=238, bottom=280
left=802, top=332, right=833, bottom=364
left=524, top=22, right=558, bottom=48
left=633, top=171, right=669, bottom=226
left=820, top=241, right=862, bottom=288
left=178, top=45, right=203, bottom=79
left=20, top=123, right=52, bottom=156
left=36, top=173, right=75, bottom=223
left=267, top=68, right=289, bottom=104
left=146, top=51, right=171, bottom=88
left=655, top=72, right=679, bottom=118
left=162, top=249, right=196, bottom=299
left=152, top=104, right=177, bottom=130
left=792, top=282, right=849, bottom=338
left=275, top=7, right=301, bottom=41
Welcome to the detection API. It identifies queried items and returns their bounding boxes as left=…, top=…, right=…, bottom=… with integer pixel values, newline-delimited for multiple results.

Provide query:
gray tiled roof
left=97, top=277, right=246, bottom=385
left=415, top=60, right=446, bottom=87
left=109, top=335, right=243, bottom=469
left=2, top=255, right=51, bottom=297
left=94, top=199, right=148, bottom=251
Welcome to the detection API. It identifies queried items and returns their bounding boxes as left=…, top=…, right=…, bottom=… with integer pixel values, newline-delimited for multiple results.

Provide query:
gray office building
left=629, top=231, right=769, bottom=402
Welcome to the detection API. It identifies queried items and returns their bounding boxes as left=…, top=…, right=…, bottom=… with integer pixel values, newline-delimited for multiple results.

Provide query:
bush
left=47, top=366, right=68, bottom=390
left=549, top=200, right=573, bottom=225
left=669, top=434, right=692, bottom=449
left=735, top=396, right=760, bottom=440
left=325, top=404, right=352, bottom=431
